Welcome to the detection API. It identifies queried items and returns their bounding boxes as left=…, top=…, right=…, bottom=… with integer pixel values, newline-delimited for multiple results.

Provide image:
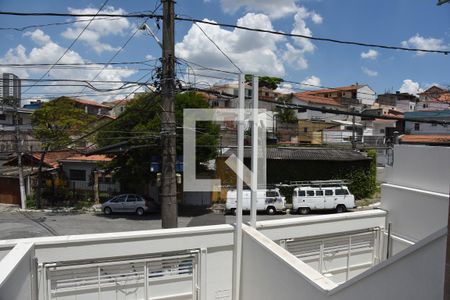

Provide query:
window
left=380, top=129, right=385, bottom=134
left=127, top=195, right=138, bottom=202
left=303, top=127, right=308, bottom=133
left=298, top=191, right=306, bottom=197
left=111, top=195, right=127, bottom=203
left=0, top=114, right=5, bottom=120
left=316, top=190, right=323, bottom=196
left=297, top=108, right=307, bottom=113
left=414, top=123, right=420, bottom=131
left=306, top=190, right=315, bottom=197
left=325, top=190, right=333, bottom=196
left=69, top=169, right=86, bottom=181
left=335, top=189, right=349, bottom=195
left=266, top=191, right=278, bottom=197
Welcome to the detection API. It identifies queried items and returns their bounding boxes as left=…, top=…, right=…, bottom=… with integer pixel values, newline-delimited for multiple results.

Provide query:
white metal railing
left=42, top=252, right=199, bottom=300
left=280, top=228, right=382, bottom=284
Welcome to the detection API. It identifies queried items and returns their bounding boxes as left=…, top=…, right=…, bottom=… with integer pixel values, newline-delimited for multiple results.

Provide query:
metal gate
left=41, top=251, right=199, bottom=300
left=280, top=228, right=381, bottom=284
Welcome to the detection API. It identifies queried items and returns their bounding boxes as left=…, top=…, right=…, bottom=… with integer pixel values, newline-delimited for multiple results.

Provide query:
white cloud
left=275, top=82, right=294, bottom=94
left=361, top=66, right=378, bottom=77
left=175, top=13, right=285, bottom=80
left=282, top=43, right=308, bottom=70
left=300, top=75, right=321, bottom=89
left=219, top=0, right=299, bottom=19
left=0, top=29, right=136, bottom=101
left=61, top=6, right=131, bottom=54
left=401, top=34, right=448, bottom=56
left=399, top=79, right=423, bottom=95
left=311, top=13, right=323, bottom=25
left=361, top=49, right=378, bottom=60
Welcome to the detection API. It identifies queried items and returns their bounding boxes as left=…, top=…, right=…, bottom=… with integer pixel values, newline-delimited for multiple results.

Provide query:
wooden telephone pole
left=160, top=0, right=177, bottom=228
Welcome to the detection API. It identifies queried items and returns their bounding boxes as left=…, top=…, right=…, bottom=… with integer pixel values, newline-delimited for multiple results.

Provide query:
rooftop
left=222, top=147, right=370, bottom=161
left=293, top=93, right=342, bottom=107
left=399, top=134, right=450, bottom=145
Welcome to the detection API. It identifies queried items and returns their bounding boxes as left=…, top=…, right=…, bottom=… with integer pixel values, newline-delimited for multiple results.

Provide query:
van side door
left=315, top=189, right=326, bottom=209
left=323, top=189, right=334, bottom=209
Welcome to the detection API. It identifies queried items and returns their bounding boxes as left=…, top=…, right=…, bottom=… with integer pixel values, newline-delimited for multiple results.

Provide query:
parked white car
left=225, top=189, right=286, bottom=215
left=292, top=185, right=355, bottom=215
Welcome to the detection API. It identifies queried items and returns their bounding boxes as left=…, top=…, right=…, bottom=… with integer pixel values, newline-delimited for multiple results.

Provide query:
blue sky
left=0, top=0, right=449, bottom=103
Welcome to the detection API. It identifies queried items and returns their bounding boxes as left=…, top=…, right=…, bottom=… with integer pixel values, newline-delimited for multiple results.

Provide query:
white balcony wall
left=385, top=145, right=450, bottom=194
left=241, top=225, right=446, bottom=300
left=381, top=184, right=448, bottom=243
left=0, top=225, right=235, bottom=300
left=0, top=243, right=35, bottom=300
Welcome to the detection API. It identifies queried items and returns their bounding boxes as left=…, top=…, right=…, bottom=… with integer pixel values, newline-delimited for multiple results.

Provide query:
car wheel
left=104, top=207, right=112, bottom=215
left=336, top=205, right=347, bottom=213
left=266, top=206, right=276, bottom=215
left=230, top=208, right=236, bottom=216
left=298, top=207, right=310, bottom=215
left=136, top=207, right=145, bottom=216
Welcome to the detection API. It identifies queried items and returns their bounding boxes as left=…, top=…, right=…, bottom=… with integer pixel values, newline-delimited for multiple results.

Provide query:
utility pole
left=160, top=0, right=177, bottom=228
left=8, top=97, right=27, bottom=209
left=351, top=106, right=356, bottom=150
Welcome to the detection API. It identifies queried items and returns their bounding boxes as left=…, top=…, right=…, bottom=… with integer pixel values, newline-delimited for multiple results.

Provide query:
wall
left=0, top=243, right=35, bottom=300
left=405, top=121, right=450, bottom=135
left=241, top=224, right=446, bottom=300
left=0, top=177, right=20, bottom=205
left=0, top=225, right=235, bottom=300
left=357, top=86, right=376, bottom=106
left=61, top=161, right=120, bottom=192
left=384, top=145, right=450, bottom=194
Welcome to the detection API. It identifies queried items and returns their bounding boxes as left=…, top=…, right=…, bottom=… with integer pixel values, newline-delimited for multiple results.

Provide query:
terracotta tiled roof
left=60, top=154, right=113, bottom=162
left=400, top=135, right=450, bottom=145
left=74, top=98, right=110, bottom=108
left=104, top=99, right=130, bottom=106
left=301, top=84, right=364, bottom=95
left=30, top=150, right=79, bottom=168
left=293, top=93, right=342, bottom=107
left=437, top=93, right=450, bottom=103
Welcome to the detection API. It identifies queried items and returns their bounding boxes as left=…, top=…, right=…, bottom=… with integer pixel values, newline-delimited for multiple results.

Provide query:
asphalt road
left=0, top=208, right=358, bottom=240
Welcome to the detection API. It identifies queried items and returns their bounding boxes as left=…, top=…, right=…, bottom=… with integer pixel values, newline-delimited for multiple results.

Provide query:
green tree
left=245, top=75, right=283, bottom=90
left=275, top=94, right=298, bottom=124
left=96, top=92, right=219, bottom=187
left=32, top=97, right=95, bottom=207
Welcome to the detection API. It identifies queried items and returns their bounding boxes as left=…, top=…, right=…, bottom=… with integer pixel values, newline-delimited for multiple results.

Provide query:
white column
left=232, top=73, right=245, bottom=300
left=250, top=76, right=258, bottom=228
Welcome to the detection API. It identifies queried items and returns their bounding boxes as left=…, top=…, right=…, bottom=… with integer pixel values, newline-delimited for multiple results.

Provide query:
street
left=0, top=209, right=321, bottom=240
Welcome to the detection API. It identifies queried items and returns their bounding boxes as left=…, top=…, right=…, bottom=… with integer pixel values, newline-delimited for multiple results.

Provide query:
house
left=102, top=99, right=130, bottom=117
left=0, top=105, right=33, bottom=132
left=215, top=147, right=371, bottom=192
left=416, top=85, right=450, bottom=111
left=58, top=154, right=119, bottom=194
left=297, top=84, right=377, bottom=106
left=297, top=120, right=338, bottom=144
left=322, top=120, right=364, bottom=144
left=291, top=92, right=347, bottom=122
left=0, top=150, right=78, bottom=205
left=404, top=110, right=450, bottom=135
left=72, top=98, right=111, bottom=116
left=376, top=91, right=418, bottom=112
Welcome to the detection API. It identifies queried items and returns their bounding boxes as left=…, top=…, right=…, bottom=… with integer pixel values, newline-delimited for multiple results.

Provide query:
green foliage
left=26, top=195, right=36, bottom=209
left=245, top=75, right=283, bottom=90
left=32, top=97, right=96, bottom=149
left=340, top=150, right=377, bottom=199
left=276, top=94, right=297, bottom=124
left=97, top=92, right=219, bottom=186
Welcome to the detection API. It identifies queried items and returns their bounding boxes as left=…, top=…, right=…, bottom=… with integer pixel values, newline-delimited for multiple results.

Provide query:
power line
left=0, top=59, right=158, bottom=67
left=175, top=17, right=450, bottom=55
left=1, top=11, right=449, bottom=54
left=21, top=0, right=111, bottom=94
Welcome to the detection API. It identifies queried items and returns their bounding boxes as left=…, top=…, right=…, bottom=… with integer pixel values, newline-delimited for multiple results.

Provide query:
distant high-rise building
left=0, top=73, right=21, bottom=101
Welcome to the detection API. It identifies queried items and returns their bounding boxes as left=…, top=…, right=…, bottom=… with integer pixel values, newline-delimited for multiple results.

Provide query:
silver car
left=102, top=194, right=158, bottom=216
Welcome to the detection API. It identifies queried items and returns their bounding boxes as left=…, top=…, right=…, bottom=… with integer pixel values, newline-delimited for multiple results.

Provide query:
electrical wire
left=21, top=0, right=111, bottom=94
left=0, top=11, right=448, bottom=54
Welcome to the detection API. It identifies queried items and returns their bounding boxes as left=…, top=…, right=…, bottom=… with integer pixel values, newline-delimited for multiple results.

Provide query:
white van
left=225, top=189, right=286, bottom=215
left=292, top=185, right=355, bottom=215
